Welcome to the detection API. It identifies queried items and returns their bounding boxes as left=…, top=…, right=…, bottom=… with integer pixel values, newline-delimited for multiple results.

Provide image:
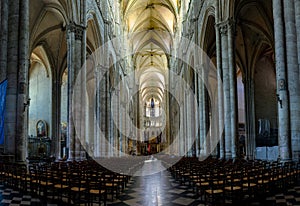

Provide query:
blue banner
left=0, top=79, right=8, bottom=145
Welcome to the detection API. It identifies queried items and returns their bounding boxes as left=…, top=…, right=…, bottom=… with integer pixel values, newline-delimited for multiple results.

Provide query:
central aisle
left=107, top=170, right=203, bottom=206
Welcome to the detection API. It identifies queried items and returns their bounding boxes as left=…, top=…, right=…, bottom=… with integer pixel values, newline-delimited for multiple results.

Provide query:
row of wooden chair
left=0, top=160, right=131, bottom=205
left=169, top=158, right=300, bottom=205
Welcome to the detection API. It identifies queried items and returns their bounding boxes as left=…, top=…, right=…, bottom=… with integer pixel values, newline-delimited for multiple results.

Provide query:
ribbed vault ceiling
left=122, top=0, right=179, bottom=103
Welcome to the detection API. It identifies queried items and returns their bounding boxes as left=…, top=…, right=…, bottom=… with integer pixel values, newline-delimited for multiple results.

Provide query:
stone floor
left=1, top=170, right=300, bottom=205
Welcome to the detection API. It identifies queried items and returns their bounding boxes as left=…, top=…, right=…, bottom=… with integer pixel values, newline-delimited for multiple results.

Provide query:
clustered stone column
left=215, top=19, right=238, bottom=160
left=227, top=19, right=237, bottom=159
left=98, top=68, right=110, bottom=157
left=66, top=22, right=86, bottom=160
left=3, top=0, right=29, bottom=162
left=244, top=77, right=256, bottom=160
left=220, top=22, right=231, bottom=159
left=284, top=0, right=300, bottom=161
left=198, top=65, right=207, bottom=157
left=0, top=0, right=8, bottom=83
left=273, top=0, right=300, bottom=161
left=296, top=0, right=300, bottom=69
left=215, top=25, right=225, bottom=159
left=215, top=1, right=225, bottom=159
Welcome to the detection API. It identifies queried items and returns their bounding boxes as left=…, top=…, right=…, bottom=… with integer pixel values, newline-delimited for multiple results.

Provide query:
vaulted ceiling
left=122, top=0, right=180, bottom=103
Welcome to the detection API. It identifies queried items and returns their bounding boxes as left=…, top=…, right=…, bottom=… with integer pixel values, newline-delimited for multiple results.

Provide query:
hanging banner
left=0, top=79, right=8, bottom=145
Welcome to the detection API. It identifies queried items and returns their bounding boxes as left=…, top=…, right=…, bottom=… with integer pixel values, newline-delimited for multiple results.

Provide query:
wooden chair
left=52, top=165, right=69, bottom=201
left=38, top=164, right=54, bottom=198
left=224, top=170, right=243, bottom=203
left=204, top=171, right=225, bottom=205
left=28, top=164, right=39, bottom=196
left=193, top=170, right=209, bottom=201
left=242, top=168, right=257, bottom=200
left=87, top=169, right=107, bottom=206
left=102, top=171, right=120, bottom=201
left=68, top=169, right=88, bottom=205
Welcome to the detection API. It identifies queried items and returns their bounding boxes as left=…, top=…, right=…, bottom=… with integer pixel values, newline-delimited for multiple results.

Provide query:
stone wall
left=254, top=56, right=277, bottom=129
left=28, top=62, right=51, bottom=137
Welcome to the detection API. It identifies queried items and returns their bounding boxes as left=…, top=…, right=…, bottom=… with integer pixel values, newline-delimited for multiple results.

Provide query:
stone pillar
left=192, top=74, right=197, bottom=157
left=5, top=0, right=19, bottom=158
left=99, top=70, right=106, bottom=158
left=52, top=77, right=60, bottom=159
left=195, top=73, right=200, bottom=157
left=295, top=0, right=300, bottom=79
left=5, top=0, right=29, bottom=162
left=66, top=22, right=86, bottom=160
left=180, top=80, right=185, bottom=155
left=198, top=66, right=207, bottom=158
left=227, top=19, right=237, bottom=159
left=220, top=22, right=232, bottom=159
left=86, top=58, right=95, bottom=157
left=66, top=24, right=76, bottom=160
left=183, top=86, right=187, bottom=156
left=95, top=68, right=101, bottom=158
left=74, top=25, right=85, bottom=160
left=244, top=78, right=256, bottom=160
left=273, top=0, right=291, bottom=161
left=283, top=0, right=300, bottom=161
left=215, top=24, right=225, bottom=159
left=16, top=0, right=29, bottom=162
left=186, top=91, right=191, bottom=156
left=81, top=0, right=87, bottom=160
left=99, top=70, right=110, bottom=157
left=0, top=0, right=8, bottom=82
left=118, top=89, right=122, bottom=156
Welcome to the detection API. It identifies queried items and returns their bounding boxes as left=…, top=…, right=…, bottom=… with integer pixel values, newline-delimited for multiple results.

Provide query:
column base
left=225, top=152, right=232, bottom=160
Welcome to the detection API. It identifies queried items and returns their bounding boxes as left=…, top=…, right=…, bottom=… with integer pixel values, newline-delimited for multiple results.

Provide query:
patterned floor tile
left=172, top=197, right=197, bottom=205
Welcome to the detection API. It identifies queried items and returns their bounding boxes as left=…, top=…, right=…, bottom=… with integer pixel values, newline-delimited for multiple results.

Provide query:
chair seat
left=196, top=182, right=209, bottom=186
left=242, top=183, right=256, bottom=187
left=257, top=180, right=269, bottom=184
left=71, top=187, right=86, bottom=192
left=54, top=184, right=68, bottom=189
left=40, top=181, right=53, bottom=186
left=243, top=177, right=254, bottom=180
left=225, top=186, right=242, bottom=191
left=228, top=179, right=241, bottom=183
left=89, top=189, right=105, bottom=194
left=213, top=180, right=224, bottom=185
left=205, top=189, right=223, bottom=194
left=105, top=183, right=118, bottom=187
left=13, top=175, right=21, bottom=179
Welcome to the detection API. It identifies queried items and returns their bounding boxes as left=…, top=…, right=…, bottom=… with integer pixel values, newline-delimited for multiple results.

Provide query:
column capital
left=216, top=18, right=236, bottom=35
left=66, top=22, right=86, bottom=40
left=103, top=19, right=111, bottom=25
left=219, top=24, right=228, bottom=35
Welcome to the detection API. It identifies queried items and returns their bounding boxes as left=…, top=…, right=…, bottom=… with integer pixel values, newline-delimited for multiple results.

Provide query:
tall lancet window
left=150, top=98, right=155, bottom=117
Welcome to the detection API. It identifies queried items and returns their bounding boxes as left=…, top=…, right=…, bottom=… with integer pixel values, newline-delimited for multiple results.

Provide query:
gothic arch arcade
left=1, top=0, right=300, bottom=205
left=0, top=0, right=299, bottom=167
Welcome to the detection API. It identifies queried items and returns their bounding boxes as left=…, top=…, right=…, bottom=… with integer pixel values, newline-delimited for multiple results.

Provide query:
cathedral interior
left=1, top=0, right=300, bottom=205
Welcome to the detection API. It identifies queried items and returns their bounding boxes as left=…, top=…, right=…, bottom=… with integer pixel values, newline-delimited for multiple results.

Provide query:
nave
left=1, top=158, right=300, bottom=205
